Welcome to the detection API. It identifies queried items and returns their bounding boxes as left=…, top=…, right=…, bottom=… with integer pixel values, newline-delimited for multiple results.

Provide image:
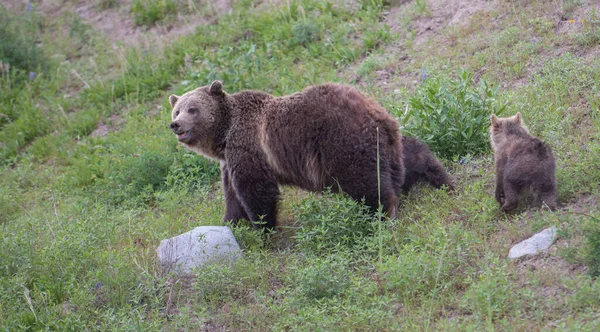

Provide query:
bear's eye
left=188, top=107, right=199, bottom=114
left=174, top=110, right=180, bottom=117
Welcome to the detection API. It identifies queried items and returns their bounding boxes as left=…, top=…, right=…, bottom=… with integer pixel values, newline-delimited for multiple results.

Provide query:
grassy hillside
left=1, top=0, right=599, bottom=330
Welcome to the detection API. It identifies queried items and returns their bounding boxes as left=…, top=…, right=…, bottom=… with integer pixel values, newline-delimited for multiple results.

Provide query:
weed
left=566, top=275, right=600, bottom=311
left=363, top=25, right=392, bottom=53
left=460, top=258, right=511, bottom=325
left=291, top=191, right=378, bottom=255
left=96, top=0, right=119, bottom=10
left=0, top=6, right=48, bottom=78
left=131, top=0, right=177, bottom=26
left=398, top=69, right=507, bottom=160
left=574, top=11, right=600, bottom=47
left=582, top=214, right=600, bottom=278
left=290, top=19, right=321, bottom=47
left=294, top=256, right=351, bottom=300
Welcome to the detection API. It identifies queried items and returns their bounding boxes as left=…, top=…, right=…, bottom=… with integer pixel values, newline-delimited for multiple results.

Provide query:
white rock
left=157, top=226, right=241, bottom=274
left=508, top=226, right=558, bottom=259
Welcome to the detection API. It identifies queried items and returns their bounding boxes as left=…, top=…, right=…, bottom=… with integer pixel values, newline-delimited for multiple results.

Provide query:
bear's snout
left=170, top=121, right=182, bottom=133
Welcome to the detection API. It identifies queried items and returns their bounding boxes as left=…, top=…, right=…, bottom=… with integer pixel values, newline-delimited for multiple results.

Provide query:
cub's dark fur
left=490, top=112, right=557, bottom=211
left=401, top=136, right=454, bottom=193
left=169, top=81, right=405, bottom=230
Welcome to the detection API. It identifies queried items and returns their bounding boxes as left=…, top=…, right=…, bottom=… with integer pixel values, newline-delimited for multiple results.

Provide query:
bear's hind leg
left=425, top=162, right=454, bottom=191
left=501, top=179, right=524, bottom=212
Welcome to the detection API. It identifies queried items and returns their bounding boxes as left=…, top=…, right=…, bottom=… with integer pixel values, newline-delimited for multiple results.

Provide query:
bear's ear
left=515, top=112, right=523, bottom=125
left=209, top=80, right=224, bottom=96
left=169, top=95, right=179, bottom=108
left=491, top=114, right=501, bottom=129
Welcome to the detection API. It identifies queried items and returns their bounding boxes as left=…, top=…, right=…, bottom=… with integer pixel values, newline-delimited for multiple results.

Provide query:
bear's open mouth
left=177, top=131, right=191, bottom=141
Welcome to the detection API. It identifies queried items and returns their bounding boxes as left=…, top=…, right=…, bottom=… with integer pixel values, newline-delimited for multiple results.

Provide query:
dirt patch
left=90, top=114, right=125, bottom=138
left=347, top=0, right=498, bottom=93
left=10, top=0, right=232, bottom=47
left=385, top=0, right=496, bottom=47
left=77, top=0, right=231, bottom=47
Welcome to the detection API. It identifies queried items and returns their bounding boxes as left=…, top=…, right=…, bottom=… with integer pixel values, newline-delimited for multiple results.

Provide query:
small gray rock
left=157, top=226, right=241, bottom=274
left=508, top=226, right=558, bottom=259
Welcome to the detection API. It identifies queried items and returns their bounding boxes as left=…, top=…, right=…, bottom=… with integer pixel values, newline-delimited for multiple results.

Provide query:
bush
left=460, top=259, right=510, bottom=323
left=290, top=20, right=321, bottom=47
left=131, top=0, right=177, bottom=26
left=165, top=148, right=221, bottom=190
left=399, top=70, right=507, bottom=160
left=102, top=151, right=173, bottom=204
left=295, top=257, right=351, bottom=300
left=0, top=6, right=48, bottom=77
left=291, top=191, right=379, bottom=255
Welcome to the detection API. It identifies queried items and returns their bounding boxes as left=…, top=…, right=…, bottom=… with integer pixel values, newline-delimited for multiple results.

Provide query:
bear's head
left=169, top=80, right=227, bottom=159
left=490, top=112, right=530, bottom=148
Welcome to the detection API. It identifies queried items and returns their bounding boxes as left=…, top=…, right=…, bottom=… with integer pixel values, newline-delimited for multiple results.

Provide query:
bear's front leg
left=221, top=162, right=249, bottom=224
left=229, top=158, right=280, bottom=231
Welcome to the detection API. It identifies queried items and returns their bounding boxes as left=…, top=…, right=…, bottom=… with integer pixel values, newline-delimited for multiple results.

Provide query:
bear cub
left=401, top=136, right=454, bottom=193
left=490, top=112, right=557, bottom=211
left=169, top=81, right=405, bottom=230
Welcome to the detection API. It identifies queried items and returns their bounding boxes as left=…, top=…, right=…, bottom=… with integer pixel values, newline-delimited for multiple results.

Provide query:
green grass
left=2, top=0, right=600, bottom=330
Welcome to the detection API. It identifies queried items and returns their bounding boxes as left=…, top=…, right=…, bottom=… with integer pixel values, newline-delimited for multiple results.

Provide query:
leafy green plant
left=0, top=6, right=48, bottom=78
left=582, top=215, right=600, bottom=278
left=131, top=0, right=177, bottom=26
left=291, top=191, right=378, bottom=255
left=399, top=69, right=507, bottom=160
left=290, top=19, right=321, bottom=47
left=460, top=259, right=511, bottom=325
left=362, top=25, right=392, bottom=53
left=574, top=11, right=600, bottom=47
left=165, top=149, right=220, bottom=190
left=566, top=275, right=600, bottom=311
left=103, top=151, right=173, bottom=204
left=295, top=256, right=351, bottom=300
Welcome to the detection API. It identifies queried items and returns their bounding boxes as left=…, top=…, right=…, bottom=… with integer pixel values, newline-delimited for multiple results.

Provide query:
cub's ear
left=491, top=114, right=501, bottom=128
left=169, top=95, right=179, bottom=108
left=515, top=112, right=523, bottom=124
left=209, top=80, right=224, bottom=96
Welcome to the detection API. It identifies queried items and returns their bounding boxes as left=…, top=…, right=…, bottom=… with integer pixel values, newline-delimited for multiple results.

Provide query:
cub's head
left=168, top=81, right=226, bottom=155
left=490, top=112, right=529, bottom=148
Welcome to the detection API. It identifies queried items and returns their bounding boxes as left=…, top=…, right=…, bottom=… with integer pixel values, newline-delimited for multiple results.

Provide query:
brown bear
left=169, top=81, right=405, bottom=230
left=490, top=112, right=557, bottom=211
left=401, top=136, right=454, bottom=193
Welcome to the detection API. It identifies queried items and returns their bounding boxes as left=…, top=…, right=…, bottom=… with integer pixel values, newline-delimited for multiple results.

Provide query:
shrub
left=290, top=20, right=321, bottom=47
left=131, top=0, right=177, bottom=26
left=102, top=151, right=173, bottom=204
left=295, top=257, right=351, bottom=300
left=574, top=12, right=600, bottom=47
left=291, top=190, right=379, bottom=255
left=165, top=148, right=221, bottom=190
left=460, top=259, right=510, bottom=323
left=0, top=6, right=48, bottom=77
left=399, top=69, right=507, bottom=160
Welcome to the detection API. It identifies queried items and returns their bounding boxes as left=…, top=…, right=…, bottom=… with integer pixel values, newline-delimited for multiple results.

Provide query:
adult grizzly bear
left=169, top=81, right=404, bottom=230
left=490, top=112, right=557, bottom=211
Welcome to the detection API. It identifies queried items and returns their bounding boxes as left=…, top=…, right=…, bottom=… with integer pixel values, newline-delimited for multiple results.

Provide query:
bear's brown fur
left=169, top=81, right=405, bottom=230
left=401, top=136, right=454, bottom=193
left=490, top=112, right=557, bottom=211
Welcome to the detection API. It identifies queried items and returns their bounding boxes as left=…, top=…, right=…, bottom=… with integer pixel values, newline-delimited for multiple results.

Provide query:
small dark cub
left=490, top=112, right=557, bottom=211
left=401, top=136, right=455, bottom=193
